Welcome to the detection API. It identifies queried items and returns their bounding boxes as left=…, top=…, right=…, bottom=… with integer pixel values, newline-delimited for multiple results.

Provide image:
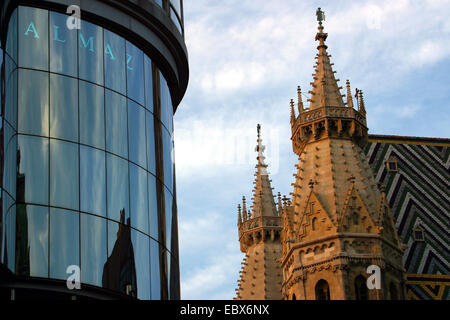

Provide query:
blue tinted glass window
left=130, top=163, right=149, bottom=234
left=131, top=230, right=150, bottom=300
left=50, top=140, right=79, bottom=210
left=128, top=101, right=146, bottom=168
left=50, top=12, right=77, bottom=77
left=79, top=20, right=103, bottom=85
left=150, top=240, right=161, bottom=299
left=104, top=29, right=126, bottom=95
left=155, top=0, right=163, bottom=8
left=17, top=136, right=49, bottom=205
left=148, top=174, right=159, bottom=240
left=50, top=208, right=79, bottom=280
left=146, top=111, right=156, bottom=174
left=107, top=154, right=129, bottom=222
left=170, top=0, right=182, bottom=14
left=144, top=55, right=153, bottom=112
left=18, top=69, right=49, bottom=136
left=170, top=8, right=183, bottom=34
left=105, top=89, right=128, bottom=158
left=80, top=146, right=106, bottom=216
left=50, top=74, right=78, bottom=142
left=5, top=205, right=16, bottom=271
left=15, top=205, right=49, bottom=277
left=19, top=6, right=48, bottom=70
left=4, top=123, right=17, bottom=199
left=79, top=81, right=105, bottom=149
left=5, top=57, right=18, bottom=129
left=160, top=73, right=173, bottom=133
left=164, top=187, right=173, bottom=252
left=126, top=41, right=144, bottom=105
left=162, top=128, right=174, bottom=192
left=81, top=213, right=107, bottom=287
left=6, top=9, right=17, bottom=61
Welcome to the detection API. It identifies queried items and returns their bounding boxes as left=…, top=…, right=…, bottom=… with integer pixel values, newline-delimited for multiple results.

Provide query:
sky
left=173, top=0, right=450, bottom=299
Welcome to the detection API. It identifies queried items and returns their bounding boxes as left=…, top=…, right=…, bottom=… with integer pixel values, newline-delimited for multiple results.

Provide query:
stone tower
left=281, top=9, right=407, bottom=300
left=235, top=125, right=283, bottom=300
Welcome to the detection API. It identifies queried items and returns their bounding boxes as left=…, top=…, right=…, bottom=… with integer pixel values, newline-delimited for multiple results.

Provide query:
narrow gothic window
left=413, top=226, right=425, bottom=242
left=354, top=275, right=368, bottom=300
left=386, top=156, right=398, bottom=172
left=315, top=280, right=330, bottom=300
left=312, top=217, right=317, bottom=231
left=352, top=212, right=359, bottom=225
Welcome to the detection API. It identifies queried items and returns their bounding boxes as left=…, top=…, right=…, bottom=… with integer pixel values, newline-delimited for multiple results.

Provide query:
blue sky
left=173, top=0, right=450, bottom=299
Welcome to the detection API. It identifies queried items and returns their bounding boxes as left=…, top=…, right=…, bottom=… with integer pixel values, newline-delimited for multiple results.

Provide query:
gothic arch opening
left=389, top=282, right=398, bottom=300
left=354, top=275, right=368, bottom=300
left=312, top=217, right=317, bottom=230
left=315, top=279, right=330, bottom=300
left=292, top=293, right=296, bottom=300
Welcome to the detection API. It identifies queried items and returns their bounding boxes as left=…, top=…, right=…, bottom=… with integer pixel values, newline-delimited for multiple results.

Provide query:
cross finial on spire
left=316, top=7, right=325, bottom=26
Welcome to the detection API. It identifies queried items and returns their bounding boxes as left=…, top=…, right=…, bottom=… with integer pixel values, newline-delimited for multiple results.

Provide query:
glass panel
left=166, top=250, right=171, bottom=298
left=128, top=101, right=146, bottom=168
left=50, top=74, right=78, bottom=142
left=155, top=0, right=163, bottom=8
left=81, top=213, right=107, bottom=287
left=150, top=239, right=161, bottom=299
left=19, top=6, right=48, bottom=70
left=17, top=136, right=49, bottom=205
left=104, top=29, right=126, bottom=95
left=146, top=111, right=156, bottom=174
left=15, top=205, right=48, bottom=277
left=170, top=0, right=182, bottom=14
left=148, top=174, right=159, bottom=240
left=80, top=146, right=106, bottom=216
left=164, top=187, right=173, bottom=252
left=144, top=55, right=153, bottom=112
left=3, top=123, right=17, bottom=199
left=6, top=9, right=18, bottom=61
left=79, top=19, right=103, bottom=85
left=162, top=128, right=174, bottom=192
left=105, top=89, right=128, bottom=158
left=5, top=57, right=18, bottom=129
left=160, top=72, right=173, bottom=134
left=126, top=41, right=144, bottom=105
left=50, top=208, right=79, bottom=280
left=50, top=11, right=77, bottom=77
left=79, top=81, right=105, bottom=149
left=107, top=154, right=129, bottom=222
left=50, top=140, right=79, bottom=210
left=170, top=8, right=183, bottom=34
left=131, top=230, right=150, bottom=300
left=18, top=69, right=49, bottom=136
left=5, top=205, right=16, bottom=272
left=130, top=164, right=149, bottom=234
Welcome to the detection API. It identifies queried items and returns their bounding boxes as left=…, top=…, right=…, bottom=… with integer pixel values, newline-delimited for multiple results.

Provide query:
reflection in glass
left=126, top=41, right=145, bottom=105
left=81, top=213, right=107, bottom=287
left=17, top=136, right=49, bottom=205
left=4, top=123, right=17, bottom=199
left=5, top=205, right=16, bottom=272
left=164, top=187, right=173, bottom=252
left=79, top=20, right=104, bottom=85
left=80, top=81, right=105, bottom=149
left=6, top=9, right=17, bottom=61
left=105, top=89, right=128, bottom=158
left=144, top=55, right=153, bottom=112
left=50, top=140, right=79, bottom=210
left=107, top=154, right=129, bottom=222
left=50, top=208, right=79, bottom=280
left=128, top=101, right=146, bottom=168
left=162, top=128, right=174, bottom=192
left=104, top=217, right=137, bottom=296
left=150, top=240, right=161, bottom=299
left=130, top=164, right=149, bottom=234
left=131, top=230, right=151, bottom=300
left=170, top=0, right=182, bottom=15
left=146, top=112, right=156, bottom=174
left=104, top=29, right=126, bottom=95
left=50, top=74, right=78, bottom=142
left=18, top=69, right=49, bottom=136
left=5, top=57, right=18, bottom=129
left=50, top=12, right=77, bottom=77
left=171, top=8, right=183, bottom=34
left=160, top=72, right=173, bottom=133
left=19, top=6, right=48, bottom=70
left=80, top=146, right=106, bottom=216
left=15, top=205, right=48, bottom=277
left=148, top=174, right=159, bottom=240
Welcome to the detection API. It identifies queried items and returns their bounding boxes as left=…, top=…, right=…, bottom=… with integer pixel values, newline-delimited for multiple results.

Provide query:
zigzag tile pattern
left=365, top=136, right=450, bottom=300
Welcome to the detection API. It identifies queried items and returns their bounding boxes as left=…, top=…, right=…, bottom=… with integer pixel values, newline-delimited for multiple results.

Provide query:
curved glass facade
left=0, top=5, right=179, bottom=299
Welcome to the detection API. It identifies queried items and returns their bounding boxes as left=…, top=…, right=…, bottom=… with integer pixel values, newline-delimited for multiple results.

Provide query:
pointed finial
left=290, top=99, right=296, bottom=124
left=346, top=80, right=354, bottom=108
left=277, top=192, right=282, bottom=212
left=238, top=204, right=242, bottom=225
left=297, top=86, right=304, bottom=113
left=316, top=7, right=325, bottom=27
left=257, top=123, right=261, bottom=139
left=359, top=90, right=366, bottom=114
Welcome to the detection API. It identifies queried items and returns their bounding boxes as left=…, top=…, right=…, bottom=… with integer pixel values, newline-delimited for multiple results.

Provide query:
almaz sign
left=23, top=21, right=135, bottom=70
